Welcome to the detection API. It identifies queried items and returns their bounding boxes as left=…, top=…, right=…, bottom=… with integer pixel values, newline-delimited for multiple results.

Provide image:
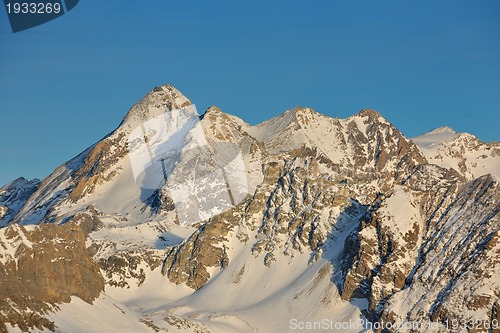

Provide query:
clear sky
left=1, top=0, right=499, bottom=186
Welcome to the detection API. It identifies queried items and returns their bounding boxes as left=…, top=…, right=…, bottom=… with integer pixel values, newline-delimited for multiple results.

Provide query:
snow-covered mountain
left=412, top=126, right=500, bottom=180
left=1, top=84, right=499, bottom=333
left=0, top=177, right=40, bottom=227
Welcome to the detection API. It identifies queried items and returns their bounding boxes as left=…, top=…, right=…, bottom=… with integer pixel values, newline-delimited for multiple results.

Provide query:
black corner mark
left=3, top=0, right=79, bottom=33
left=63, top=0, right=77, bottom=11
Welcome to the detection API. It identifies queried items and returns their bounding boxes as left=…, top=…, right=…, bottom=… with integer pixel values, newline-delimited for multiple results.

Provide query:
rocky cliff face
left=380, top=175, right=500, bottom=330
left=339, top=171, right=499, bottom=327
left=1, top=84, right=499, bottom=333
left=0, top=222, right=104, bottom=332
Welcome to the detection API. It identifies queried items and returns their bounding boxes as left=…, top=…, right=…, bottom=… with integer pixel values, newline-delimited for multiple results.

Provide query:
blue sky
left=1, top=0, right=499, bottom=186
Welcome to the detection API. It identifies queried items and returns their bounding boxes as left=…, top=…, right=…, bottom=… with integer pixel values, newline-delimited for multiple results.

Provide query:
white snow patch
left=49, top=295, right=153, bottom=333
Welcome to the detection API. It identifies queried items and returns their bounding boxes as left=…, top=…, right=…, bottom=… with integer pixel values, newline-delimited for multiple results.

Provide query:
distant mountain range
left=1, top=84, right=498, bottom=333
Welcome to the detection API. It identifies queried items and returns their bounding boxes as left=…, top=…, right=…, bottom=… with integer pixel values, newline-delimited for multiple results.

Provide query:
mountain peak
left=0, top=177, right=41, bottom=226
left=203, top=106, right=223, bottom=116
left=412, top=126, right=499, bottom=180
left=3, top=177, right=29, bottom=189
left=427, top=126, right=457, bottom=135
left=412, top=126, right=461, bottom=147
left=287, top=106, right=324, bottom=126
left=121, top=84, right=192, bottom=126
left=289, top=105, right=309, bottom=113
left=351, top=109, right=392, bottom=126
left=141, top=84, right=191, bottom=108
left=2, top=177, right=40, bottom=190
left=357, top=108, right=382, bottom=118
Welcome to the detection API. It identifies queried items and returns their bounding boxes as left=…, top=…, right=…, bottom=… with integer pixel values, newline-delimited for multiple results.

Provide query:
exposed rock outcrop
left=0, top=223, right=104, bottom=332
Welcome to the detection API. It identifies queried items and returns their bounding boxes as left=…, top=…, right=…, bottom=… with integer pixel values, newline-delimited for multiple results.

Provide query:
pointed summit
left=0, top=177, right=40, bottom=226
left=357, top=108, right=382, bottom=118
left=287, top=106, right=324, bottom=127
left=427, top=126, right=457, bottom=135
left=121, top=84, right=192, bottom=127
left=143, top=84, right=192, bottom=109
left=200, top=105, right=223, bottom=123
left=412, top=126, right=461, bottom=147
left=348, top=108, right=392, bottom=128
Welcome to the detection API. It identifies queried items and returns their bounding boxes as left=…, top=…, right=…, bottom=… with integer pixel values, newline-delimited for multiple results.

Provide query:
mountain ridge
left=0, top=84, right=499, bottom=333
